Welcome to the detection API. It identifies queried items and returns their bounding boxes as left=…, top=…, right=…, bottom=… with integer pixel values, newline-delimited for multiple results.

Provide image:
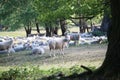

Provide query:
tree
left=70, top=0, right=103, bottom=33
left=0, top=0, right=28, bottom=30
left=0, top=0, right=39, bottom=37
left=78, top=0, right=120, bottom=79
left=95, top=0, right=120, bottom=79
left=34, top=0, right=73, bottom=36
left=99, top=0, right=111, bottom=33
left=53, top=0, right=119, bottom=79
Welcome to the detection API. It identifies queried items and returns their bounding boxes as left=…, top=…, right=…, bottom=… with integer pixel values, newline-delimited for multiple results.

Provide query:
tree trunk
left=35, top=19, right=40, bottom=33
left=24, top=25, right=31, bottom=37
left=36, top=22, right=40, bottom=33
left=53, top=27, right=58, bottom=35
left=93, top=0, right=120, bottom=79
left=60, top=19, right=67, bottom=36
left=45, top=27, right=50, bottom=37
left=45, top=22, right=53, bottom=37
left=79, top=18, right=85, bottom=33
left=101, top=14, right=111, bottom=32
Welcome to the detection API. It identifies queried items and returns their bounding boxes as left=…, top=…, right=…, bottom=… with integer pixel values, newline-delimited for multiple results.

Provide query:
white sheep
left=8, top=48, right=15, bottom=53
left=0, top=39, right=13, bottom=55
left=65, top=32, right=80, bottom=46
left=48, top=37, right=69, bottom=57
left=31, top=47, right=45, bottom=55
left=13, top=43, right=26, bottom=52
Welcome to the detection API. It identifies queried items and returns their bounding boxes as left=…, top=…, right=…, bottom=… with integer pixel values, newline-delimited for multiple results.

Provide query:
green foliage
left=0, top=0, right=106, bottom=32
left=70, top=0, right=103, bottom=17
left=0, top=0, right=37, bottom=31
left=34, top=0, right=73, bottom=23
left=0, top=65, right=96, bottom=80
left=0, top=68, right=31, bottom=80
left=92, top=30, right=106, bottom=36
left=69, top=65, right=84, bottom=74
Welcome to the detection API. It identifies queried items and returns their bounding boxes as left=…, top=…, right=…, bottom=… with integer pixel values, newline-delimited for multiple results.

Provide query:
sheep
left=8, top=48, right=15, bottom=53
left=0, top=39, right=13, bottom=55
left=31, top=47, right=45, bottom=55
left=0, top=40, right=12, bottom=50
left=13, top=42, right=26, bottom=52
left=48, top=37, right=69, bottom=57
left=65, top=32, right=80, bottom=46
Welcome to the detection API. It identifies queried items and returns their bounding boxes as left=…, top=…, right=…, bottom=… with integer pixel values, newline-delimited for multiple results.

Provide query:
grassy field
left=0, top=30, right=107, bottom=79
left=0, top=44, right=107, bottom=70
left=0, top=27, right=80, bottom=37
left=0, top=44, right=107, bottom=79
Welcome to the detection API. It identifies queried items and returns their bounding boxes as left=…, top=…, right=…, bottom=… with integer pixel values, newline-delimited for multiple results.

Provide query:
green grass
left=0, top=44, right=106, bottom=71
left=0, top=64, right=96, bottom=80
left=0, top=31, right=26, bottom=37
left=0, top=27, right=79, bottom=37
left=0, top=30, right=107, bottom=79
left=0, top=44, right=106, bottom=80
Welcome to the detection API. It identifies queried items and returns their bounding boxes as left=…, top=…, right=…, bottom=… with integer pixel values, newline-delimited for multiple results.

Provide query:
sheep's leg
left=53, top=50, right=56, bottom=57
left=60, top=49, right=64, bottom=55
left=49, top=50, right=52, bottom=57
left=62, top=49, right=64, bottom=55
left=57, top=49, right=60, bottom=55
left=57, top=49, right=61, bottom=55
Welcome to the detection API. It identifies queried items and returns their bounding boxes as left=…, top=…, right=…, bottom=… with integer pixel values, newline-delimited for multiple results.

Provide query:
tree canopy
left=0, top=0, right=104, bottom=31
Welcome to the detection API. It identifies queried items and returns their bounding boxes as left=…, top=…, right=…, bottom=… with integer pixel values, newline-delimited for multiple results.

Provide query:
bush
left=0, top=65, right=96, bottom=80
left=92, top=31, right=106, bottom=36
left=0, top=68, right=31, bottom=80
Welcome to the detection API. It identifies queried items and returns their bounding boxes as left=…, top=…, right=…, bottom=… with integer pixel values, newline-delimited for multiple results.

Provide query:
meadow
left=0, top=27, right=107, bottom=80
left=0, top=43, right=107, bottom=79
left=0, top=26, right=80, bottom=37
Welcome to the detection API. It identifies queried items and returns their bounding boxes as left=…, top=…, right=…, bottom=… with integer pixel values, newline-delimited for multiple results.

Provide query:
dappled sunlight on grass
left=0, top=44, right=107, bottom=72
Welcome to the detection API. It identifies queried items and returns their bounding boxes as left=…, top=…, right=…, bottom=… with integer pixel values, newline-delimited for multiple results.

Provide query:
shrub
left=92, top=31, right=106, bottom=36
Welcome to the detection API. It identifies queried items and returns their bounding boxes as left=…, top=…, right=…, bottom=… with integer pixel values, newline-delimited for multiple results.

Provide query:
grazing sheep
left=0, top=39, right=13, bottom=55
left=65, top=32, right=80, bottom=46
left=31, top=47, right=45, bottom=55
left=48, top=37, right=69, bottom=57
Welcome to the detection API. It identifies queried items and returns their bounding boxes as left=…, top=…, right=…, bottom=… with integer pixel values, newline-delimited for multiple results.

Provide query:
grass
left=0, top=27, right=79, bottom=37
left=0, top=44, right=107, bottom=80
left=0, top=30, right=107, bottom=79
left=0, top=44, right=107, bottom=71
left=0, top=31, right=26, bottom=37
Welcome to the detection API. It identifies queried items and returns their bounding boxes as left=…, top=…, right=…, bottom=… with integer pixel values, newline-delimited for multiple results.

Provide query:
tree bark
left=93, top=0, right=120, bottom=79
left=60, top=19, right=67, bottom=36
left=101, top=14, right=111, bottom=32
left=35, top=19, right=40, bottom=33
left=45, top=22, right=53, bottom=37
left=24, top=25, right=31, bottom=37
left=53, top=27, right=58, bottom=35
left=36, top=22, right=40, bottom=33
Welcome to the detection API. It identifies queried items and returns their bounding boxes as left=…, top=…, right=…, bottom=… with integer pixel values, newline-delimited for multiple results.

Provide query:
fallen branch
left=81, top=65, right=93, bottom=73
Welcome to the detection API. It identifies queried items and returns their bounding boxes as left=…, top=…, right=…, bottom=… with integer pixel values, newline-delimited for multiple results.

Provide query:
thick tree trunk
left=45, top=22, right=53, bottom=37
left=101, top=14, right=111, bottom=32
left=53, top=27, right=58, bottom=35
left=93, top=0, right=120, bottom=79
left=60, top=19, right=67, bottom=36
